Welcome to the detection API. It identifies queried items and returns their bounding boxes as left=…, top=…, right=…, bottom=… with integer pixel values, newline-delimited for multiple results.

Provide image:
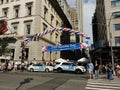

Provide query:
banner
left=42, top=43, right=81, bottom=52
left=0, top=21, right=8, bottom=35
left=23, top=27, right=90, bottom=41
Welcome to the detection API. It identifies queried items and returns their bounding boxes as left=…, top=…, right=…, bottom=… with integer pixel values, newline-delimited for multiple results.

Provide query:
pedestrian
left=21, top=61, right=25, bottom=72
left=94, top=61, right=100, bottom=79
left=4, top=62, right=8, bottom=72
left=116, top=64, right=120, bottom=78
left=87, top=61, right=94, bottom=79
left=114, top=63, right=117, bottom=76
left=13, top=62, right=18, bottom=72
left=106, top=62, right=114, bottom=80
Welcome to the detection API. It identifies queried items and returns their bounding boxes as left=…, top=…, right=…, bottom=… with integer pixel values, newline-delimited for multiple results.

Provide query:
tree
left=0, top=37, right=17, bottom=56
left=0, top=40, right=8, bottom=56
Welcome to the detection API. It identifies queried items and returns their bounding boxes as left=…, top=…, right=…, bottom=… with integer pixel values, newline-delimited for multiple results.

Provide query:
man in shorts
left=87, top=61, right=94, bottom=79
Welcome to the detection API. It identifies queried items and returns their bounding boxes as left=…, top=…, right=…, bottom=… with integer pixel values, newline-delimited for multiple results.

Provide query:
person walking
left=116, top=64, right=120, bottom=78
left=87, top=61, right=94, bottom=79
left=21, top=61, right=25, bottom=72
left=94, top=61, right=100, bottom=79
left=106, top=62, right=114, bottom=80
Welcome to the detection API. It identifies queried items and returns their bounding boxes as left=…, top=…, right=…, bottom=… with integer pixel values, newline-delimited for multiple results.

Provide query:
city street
left=0, top=71, right=120, bottom=90
left=0, top=71, right=88, bottom=90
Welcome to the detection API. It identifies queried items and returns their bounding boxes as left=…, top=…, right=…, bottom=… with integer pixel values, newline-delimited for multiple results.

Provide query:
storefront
left=90, top=47, right=120, bottom=65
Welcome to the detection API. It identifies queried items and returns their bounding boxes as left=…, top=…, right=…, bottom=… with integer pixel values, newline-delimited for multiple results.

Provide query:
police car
left=54, top=62, right=86, bottom=74
left=27, top=63, right=53, bottom=72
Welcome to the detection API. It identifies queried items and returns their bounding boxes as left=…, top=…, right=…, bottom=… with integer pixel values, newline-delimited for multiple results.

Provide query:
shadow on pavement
left=16, top=77, right=33, bottom=90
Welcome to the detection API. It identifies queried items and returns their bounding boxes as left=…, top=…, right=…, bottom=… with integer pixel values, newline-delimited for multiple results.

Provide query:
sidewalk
left=94, top=74, right=120, bottom=81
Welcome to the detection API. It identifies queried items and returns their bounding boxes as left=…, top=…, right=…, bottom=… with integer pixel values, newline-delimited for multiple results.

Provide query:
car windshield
left=55, top=62, right=60, bottom=65
left=33, top=64, right=42, bottom=66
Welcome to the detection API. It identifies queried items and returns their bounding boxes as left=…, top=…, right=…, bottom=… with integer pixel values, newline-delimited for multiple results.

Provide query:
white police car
left=54, top=62, right=86, bottom=74
left=27, top=63, right=53, bottom=72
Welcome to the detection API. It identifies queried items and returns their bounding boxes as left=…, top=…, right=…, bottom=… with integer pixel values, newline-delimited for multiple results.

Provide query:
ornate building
left=0, top=0, right=71, bottom=63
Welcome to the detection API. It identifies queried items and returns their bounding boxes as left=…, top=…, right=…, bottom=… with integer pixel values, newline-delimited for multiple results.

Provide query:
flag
left=0, top=21, right=8, bottom=35
left=80, top=42, right=89, bottom=49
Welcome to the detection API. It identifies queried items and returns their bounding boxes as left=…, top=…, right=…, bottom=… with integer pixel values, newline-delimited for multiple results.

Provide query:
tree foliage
left=0, top=37, right=17, bottom=56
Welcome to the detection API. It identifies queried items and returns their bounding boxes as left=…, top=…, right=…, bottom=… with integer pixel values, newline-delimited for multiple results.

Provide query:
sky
left=67, top=0, right=96, bottom=44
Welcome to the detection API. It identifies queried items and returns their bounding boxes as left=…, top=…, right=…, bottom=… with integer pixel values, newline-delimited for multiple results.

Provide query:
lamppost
left=21, top=41, right=25, bottom=63
left=92, top=14, right=115, bottom=74
left=108, top=15, right=115, bottom=75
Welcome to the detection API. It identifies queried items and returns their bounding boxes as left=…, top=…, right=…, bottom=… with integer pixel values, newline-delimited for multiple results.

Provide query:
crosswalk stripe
left=87, top=84, right=120, bottom=89
left=86, top=79, right=120, bottom=90
left=86, top=87, right=114, bottom=90
left=87, top=82, right=120, bottom=86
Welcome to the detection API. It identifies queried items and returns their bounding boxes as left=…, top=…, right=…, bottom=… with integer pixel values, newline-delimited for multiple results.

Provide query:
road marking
left=86, top=79, right=120, bottom=90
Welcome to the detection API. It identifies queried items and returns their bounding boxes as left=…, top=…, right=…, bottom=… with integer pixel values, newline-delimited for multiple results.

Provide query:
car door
left=62, top=63, right=69, bottom=71
left=38, top=64, right=45, bottom=71
left=33, top=64, right=40, bottom=71
left=69, top=63, right=76, bottom=71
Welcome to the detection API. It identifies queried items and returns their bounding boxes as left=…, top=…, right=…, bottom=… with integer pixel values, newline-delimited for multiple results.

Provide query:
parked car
left=54, top=62, right=86, bottom=74
left=27, top=63, right=53, bottom=72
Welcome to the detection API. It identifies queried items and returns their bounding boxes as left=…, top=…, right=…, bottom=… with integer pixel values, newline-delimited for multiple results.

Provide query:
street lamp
left=92, top=14, right=115, bottom=74
left=21, top=41, right=25, bottom=62
left=108, top=15, right=115, bottom=75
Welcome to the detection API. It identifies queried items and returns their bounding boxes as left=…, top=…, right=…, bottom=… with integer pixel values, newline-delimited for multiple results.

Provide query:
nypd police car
left=27, top=63, right=53, bottom=72
left=54, top=62, right=86, bottom=74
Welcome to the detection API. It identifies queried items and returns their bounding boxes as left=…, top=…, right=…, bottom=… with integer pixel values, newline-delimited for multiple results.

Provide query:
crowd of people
left=0, top=58, right=120, bottom=81
left=0, top=61, right=29, bottom=72
left=0, top=59, right=56, bottom=72
left=87, top=60, right=120, bottom=80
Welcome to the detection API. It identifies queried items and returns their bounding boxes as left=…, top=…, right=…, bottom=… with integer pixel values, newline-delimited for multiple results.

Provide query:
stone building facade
left=91, top=0, right=120, bottom=64
left=0, top=0, right=71, bottom=63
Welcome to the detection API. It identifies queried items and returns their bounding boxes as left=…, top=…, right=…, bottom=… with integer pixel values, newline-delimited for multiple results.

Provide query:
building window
left=6, top=0, right=9, bottom=3
left=14, top=5, right=20, bottom=18
left=51, top=14, right=54, bottom=25
left=115, top=37, right=120, bottom=46
left=11, top=22, right=19, bottom=34
left=2, top=8, right=8, bottom=17
left=28, top=7, right=32, bottom=15
left=13, top=26, right=17, bottom=33
left=111, top=0, right=120, bottom=7
left=56, top=20, right=59, bottom=27
left=112, top=11, right=120, bottom=18
left=50, top=33, right=52, bottom=40
left=15, top=9, right=19, bottom=18
left=1, top=0, right=4, bottom=4
left=114, top=24, right=120, bottom=31
left=44, top=6, right=48, bottom=20
left=26, top=25, right=31, bottom=34
left=43, top=23, right=47, bottom=32
left=26, top=2, right=33, bottom=16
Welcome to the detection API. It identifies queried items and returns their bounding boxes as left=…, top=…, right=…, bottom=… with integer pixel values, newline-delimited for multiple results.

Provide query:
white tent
left=77, top=57, right=89, bottom=63
left=55, top=58, right=68, bottom=62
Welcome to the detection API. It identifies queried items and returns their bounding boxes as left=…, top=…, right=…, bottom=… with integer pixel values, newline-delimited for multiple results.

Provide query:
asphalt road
left=0, top=71, right=88, bottom=90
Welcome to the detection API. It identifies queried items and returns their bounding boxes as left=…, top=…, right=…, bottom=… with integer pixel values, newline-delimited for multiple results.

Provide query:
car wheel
left=57, top=68, right=62, bottom=72
left=76, top=69, right=82, bottom=74
left=30, top=68, right=34, bottom=72
left=45, top=68, right=49, bottom=72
